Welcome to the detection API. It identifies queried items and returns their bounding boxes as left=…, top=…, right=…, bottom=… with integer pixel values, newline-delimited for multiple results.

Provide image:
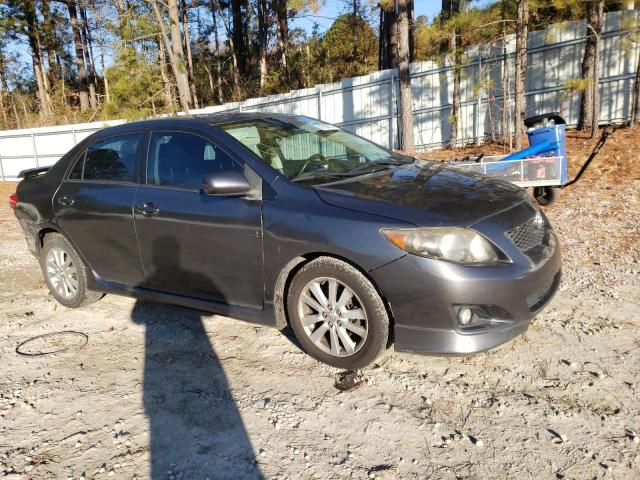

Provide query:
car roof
left=97, top=112, right=307, bottom=135
left=196, top=112, right=306, bottom=125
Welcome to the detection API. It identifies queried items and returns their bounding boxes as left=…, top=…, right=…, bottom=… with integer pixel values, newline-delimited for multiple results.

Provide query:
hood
left=314, top=160, right=528, bottom=227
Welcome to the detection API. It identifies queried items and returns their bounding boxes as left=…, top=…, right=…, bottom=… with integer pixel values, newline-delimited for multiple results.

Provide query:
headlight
left=381, top=227, right=504, bottom=264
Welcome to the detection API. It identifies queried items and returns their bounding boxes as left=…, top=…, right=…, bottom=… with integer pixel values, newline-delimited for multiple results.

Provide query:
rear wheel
left=533, top=186, right=559, bottom=206
left=287, top=257, right=389, bottom=369
left=40, top=234, right=103, bottom=308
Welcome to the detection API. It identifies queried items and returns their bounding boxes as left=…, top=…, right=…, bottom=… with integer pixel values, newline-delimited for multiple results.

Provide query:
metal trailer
left=448, top=113, right=614, bottom=206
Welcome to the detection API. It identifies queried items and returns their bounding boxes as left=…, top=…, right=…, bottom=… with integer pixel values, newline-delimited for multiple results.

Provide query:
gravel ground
left=0, top=130, right=639, bottom=479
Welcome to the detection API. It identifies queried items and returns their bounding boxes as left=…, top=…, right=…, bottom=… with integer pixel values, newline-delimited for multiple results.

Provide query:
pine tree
left=579, top=0, right=605, bottom=136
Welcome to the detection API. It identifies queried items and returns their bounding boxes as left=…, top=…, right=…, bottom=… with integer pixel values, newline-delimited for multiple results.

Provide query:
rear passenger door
left=54, top=132, right=146, bottom=286
left=133, top=129, right=264, bottom=309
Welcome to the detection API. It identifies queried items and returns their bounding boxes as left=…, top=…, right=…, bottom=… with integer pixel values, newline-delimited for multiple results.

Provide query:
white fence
left=0, top=9, right=638, bottom=181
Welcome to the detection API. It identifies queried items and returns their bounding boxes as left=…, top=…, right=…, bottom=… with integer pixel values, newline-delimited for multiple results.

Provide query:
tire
left=533, top=186, right=559, bottom=206
left=40, top=233, right=103, bottom=308
left=286, top=257, right=389, bottom=369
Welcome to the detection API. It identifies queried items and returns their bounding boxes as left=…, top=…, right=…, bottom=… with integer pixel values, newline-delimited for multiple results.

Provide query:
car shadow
left=131, top=235, right=263, bottom=479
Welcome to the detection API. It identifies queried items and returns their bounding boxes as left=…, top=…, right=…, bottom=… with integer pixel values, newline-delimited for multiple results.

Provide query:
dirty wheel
left=40, top=233, right=103, bottom=308
left=533, top=186, right=559, bottom=206
left=287, top=257, right=389, bottom=369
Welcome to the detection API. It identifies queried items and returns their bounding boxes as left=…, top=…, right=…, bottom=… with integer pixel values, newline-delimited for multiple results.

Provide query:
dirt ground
left=1, top=127, right=639, bottom=480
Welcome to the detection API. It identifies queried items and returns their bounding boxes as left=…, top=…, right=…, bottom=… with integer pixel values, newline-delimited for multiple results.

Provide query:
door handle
left=57, top=195, right=75, bottom=206
left=134, top=202, right=160, bottom=217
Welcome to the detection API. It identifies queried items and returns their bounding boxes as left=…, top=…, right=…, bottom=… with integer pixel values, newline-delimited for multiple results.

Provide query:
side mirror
left=202, top=171, right=251, bottom=196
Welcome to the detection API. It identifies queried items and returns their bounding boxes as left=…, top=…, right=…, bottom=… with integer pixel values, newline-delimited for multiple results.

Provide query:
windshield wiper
left=290, top=170, right=347, bottom=182
left=291, top=158, right=415, bottom=182
left=343, top=158, right=413, bottom=175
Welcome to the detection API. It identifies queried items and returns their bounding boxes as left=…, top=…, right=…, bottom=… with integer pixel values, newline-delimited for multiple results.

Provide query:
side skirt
left=92, top=274, right=276, bottom=328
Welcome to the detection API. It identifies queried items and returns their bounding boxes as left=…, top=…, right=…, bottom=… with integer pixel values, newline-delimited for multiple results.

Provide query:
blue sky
left=291, top=1, right=442, bottom=32
left=290, top=1, right=496, bottom=33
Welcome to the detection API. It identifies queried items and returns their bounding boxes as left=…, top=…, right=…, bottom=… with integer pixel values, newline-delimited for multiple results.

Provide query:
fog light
left=458, top=307, right=473, bottom=326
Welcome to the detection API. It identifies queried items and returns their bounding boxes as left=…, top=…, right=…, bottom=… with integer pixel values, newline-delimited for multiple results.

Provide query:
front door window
left=147, top=131, right=242, bottom=190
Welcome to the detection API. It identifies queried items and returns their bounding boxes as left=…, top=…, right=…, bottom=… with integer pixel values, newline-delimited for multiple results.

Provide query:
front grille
left=505, top=217, right=545, bottom=252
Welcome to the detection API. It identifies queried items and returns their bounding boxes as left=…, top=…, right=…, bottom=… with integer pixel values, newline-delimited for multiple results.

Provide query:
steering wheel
left=297, top=153, right=326, bottom=177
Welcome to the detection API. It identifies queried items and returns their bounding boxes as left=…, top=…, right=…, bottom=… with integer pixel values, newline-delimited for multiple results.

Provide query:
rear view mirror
left=202, top=171, right=251, bottom=196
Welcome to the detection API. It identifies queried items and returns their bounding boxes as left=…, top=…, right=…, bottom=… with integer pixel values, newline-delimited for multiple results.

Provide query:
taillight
left=9, top=193, right=18, bottom=209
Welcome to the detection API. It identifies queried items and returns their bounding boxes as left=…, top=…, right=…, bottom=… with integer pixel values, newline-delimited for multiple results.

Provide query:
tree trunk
left=203, top=61, right=215, bottom=100
left=103, top=64, right=110, bottom=104
left=158, top=39, right=176, bottom=111
left=441, top=0, right=461, bottom=148
left=66, top=0, right=90, bottom=112
left=90, top=0, right=110, bottom=104
left=397, top=0, right=414, bottom=151
left=0, top=89, right=7, bottom=130
left=275, top=0, right=289, bottom=71
left=181, top=0, right=199, bottom=109
left=150, top=0, right=192, bottom=112
left=379, top=5, right=398, bottom=70
left=408, top=0, right=414, bottom=62
left=0, top=53, right=8, bottom=129
left=440, top=1, right=460, bottom=36
left=212, top=0, right=241, bottom=100
left=257, top=0, right=269, bottom=94
left=24, top=2, right=53, bottom=117
left=630, top=47, right=640, bottom=126
left=231, top=0, right=248, bottom=76
left=80, top=5, right=99, bottom=109
left=351, top=0, right=359, bottom=65
left=579, top=0, right=604, bottom=134
left=168, top=0, right=193, bottom=108
left=41, top=1, right=60, bottom=84
left=449, top=33, right=462, bottom=148
left=514, top=0, right=529, bottom=149
left=209, top=0, right=225, bottom=103
left=500, top=1, right=512, bottom=148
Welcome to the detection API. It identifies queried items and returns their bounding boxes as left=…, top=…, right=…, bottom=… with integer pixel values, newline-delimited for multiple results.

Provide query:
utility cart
left=448, top=113, right=610, bottom=206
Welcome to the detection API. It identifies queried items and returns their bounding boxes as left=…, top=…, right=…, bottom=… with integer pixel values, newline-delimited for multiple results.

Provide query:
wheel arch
left=273, top=252, right=395, bottom=346
left=37, top=226, right=63, bottom=254
left=36, top=226, right=99, bottom=289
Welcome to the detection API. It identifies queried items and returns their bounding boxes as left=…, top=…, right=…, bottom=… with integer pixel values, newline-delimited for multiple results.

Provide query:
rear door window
left=147, top=131, right=242, bottom=190
left=69, top=133, right=140, bottom=183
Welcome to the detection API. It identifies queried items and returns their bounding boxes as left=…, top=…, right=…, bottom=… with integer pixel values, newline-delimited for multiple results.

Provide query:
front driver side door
left=133, top=129, right=264, bottom=309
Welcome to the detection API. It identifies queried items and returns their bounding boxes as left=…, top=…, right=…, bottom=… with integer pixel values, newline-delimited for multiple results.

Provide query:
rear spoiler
left=18, top=166, right=50, bottom=179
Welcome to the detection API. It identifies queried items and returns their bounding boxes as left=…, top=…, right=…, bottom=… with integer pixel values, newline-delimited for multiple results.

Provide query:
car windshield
left=214, top=116, right=411, bottom=182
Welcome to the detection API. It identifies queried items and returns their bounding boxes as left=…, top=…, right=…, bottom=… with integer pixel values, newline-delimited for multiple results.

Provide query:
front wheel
left=287, top=257, right=389, bottom=369
left=533, top=186, right=559, bottom=206
left=40, top=233, right=103, bottom=308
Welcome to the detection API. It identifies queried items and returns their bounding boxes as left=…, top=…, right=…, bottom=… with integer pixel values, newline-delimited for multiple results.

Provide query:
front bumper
left=369, top=202, right=562, bottom=355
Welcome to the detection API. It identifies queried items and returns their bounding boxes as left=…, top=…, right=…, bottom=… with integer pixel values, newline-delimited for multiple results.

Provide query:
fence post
left=476, top=55, right=482, bottom=145
left=72, top=126, right=77, bottom=145
left=389, top=72, right=395, bottom=150
left=0, top=153, right=4, bottom=182
left=31, top=132, right=39, bottom=167
left=317, top=87, right=323, bottom=120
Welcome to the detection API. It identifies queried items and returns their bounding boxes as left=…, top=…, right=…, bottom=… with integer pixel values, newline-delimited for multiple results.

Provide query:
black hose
left=16, top=331, right=88, bottom=356
left=561, top=127, right=615, bottom=189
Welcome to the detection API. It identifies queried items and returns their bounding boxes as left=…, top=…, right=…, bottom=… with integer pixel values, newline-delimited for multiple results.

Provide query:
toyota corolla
left=10, top=114, right=561, bottom=369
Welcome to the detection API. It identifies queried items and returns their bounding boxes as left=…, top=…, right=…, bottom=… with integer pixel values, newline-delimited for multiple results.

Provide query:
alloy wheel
left=46, top=247, right=79, bottom=300
left=297, top=277, right=368, bottom=357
